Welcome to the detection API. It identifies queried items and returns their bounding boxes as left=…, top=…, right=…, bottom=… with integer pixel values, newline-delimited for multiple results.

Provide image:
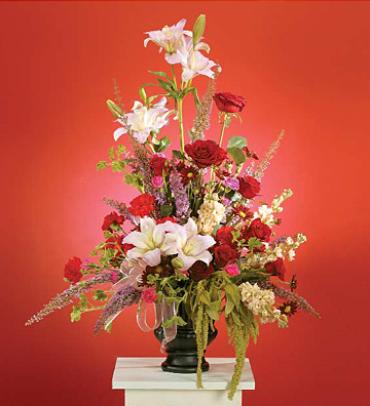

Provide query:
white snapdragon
left=113, top=97, right=170, bottom=144
left=197, top=193, right=225, bottom=235
left=239, top=282, right=288, bottom=327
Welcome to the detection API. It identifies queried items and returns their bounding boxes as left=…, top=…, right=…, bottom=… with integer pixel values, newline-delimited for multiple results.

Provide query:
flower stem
left=218, top=113, right=228, bottom=147
left=177, top=97, right=185, bottom=153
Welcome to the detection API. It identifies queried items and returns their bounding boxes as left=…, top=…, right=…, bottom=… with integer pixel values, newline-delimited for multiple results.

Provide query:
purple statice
left=169, top=170, right=190, bottom=220
left=25, top=271, right=121, bottom=326
left=94, top=285, right=140, bottom=333
left=223, top=177, right=240, bottom=191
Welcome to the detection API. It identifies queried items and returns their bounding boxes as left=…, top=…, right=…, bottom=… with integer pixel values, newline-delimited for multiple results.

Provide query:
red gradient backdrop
left=1, top=2, right=370, bottom=405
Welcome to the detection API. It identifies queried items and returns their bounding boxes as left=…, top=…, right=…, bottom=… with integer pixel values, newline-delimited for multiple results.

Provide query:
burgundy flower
left=189, top=261, right=214, bottom=282
left=232, top=204, right=253, bottom=220
left=64, top=257, right=83, bottom=284
left=242, top=218, right=271, bottom=242
left=216, top=226, right=235, bottom=246
left=156, top=216, right=177, bottom=224
left=237, top=175, right=260, bottom=199
left=177, top=164, right=197, bottom=185
left=185, top=140, right=227, bottom=168
left=214, top=244, right=239, bottom=267
left=243, top=146, right=259, bottom=160
left=265, top=258, right=286, bottom=280
left=128, top=193, right=155, bottom=217
left=101, top=211, right=125, bottom=231
left=213, top=92, right=246, bottom=113
left=150, top=155, right=167, bottom=176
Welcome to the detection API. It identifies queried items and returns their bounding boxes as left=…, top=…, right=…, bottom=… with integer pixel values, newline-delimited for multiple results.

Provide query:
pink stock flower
left=225, top=263, right=240, bottom=277
left=141, top=287, right=158, bottom=303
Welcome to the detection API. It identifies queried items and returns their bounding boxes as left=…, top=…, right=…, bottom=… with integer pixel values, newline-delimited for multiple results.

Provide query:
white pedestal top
left=112, top=357, right=255, bottom=391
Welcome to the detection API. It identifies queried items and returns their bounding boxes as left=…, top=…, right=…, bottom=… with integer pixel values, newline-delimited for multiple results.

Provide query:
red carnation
left=101, top=211, right=125, bottom=231
left=185, top=140, right=227, bottom=168
left=150, top=155, right=167, bottom=176
left=189, top=261, right=214, bottom=282
left=237, top=175, right=260, bottom=199
left=214, top=244, right=239, bottom=267
left=105, top=235, right=124, bottom=251
left=265, top=258, right=286, bottom=280
left=64, top=257, right=83, bottom=284
left=156, top=216, right=177, bottom=224
left=216, top=226, right=235, bottom=246
left=243, top=218, right=271, bottom=242
left=128, top=193, right=156, bottom=217
left=213, top=92, right=246, bottom=113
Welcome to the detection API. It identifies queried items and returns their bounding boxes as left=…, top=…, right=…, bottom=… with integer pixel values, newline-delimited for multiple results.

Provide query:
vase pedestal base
left=112, top=357, right=255, bottom=406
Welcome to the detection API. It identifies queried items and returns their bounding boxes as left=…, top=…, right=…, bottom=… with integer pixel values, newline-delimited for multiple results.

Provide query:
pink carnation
left=225, top=263, right=240, bottom=277
left=141, top=287, right=157, bottom=303
left=152, top=175, right=164, bottom=188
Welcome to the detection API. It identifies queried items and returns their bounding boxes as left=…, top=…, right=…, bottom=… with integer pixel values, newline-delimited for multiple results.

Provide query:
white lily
left=122, top=217, right=177, bottom=266
left=176, top=39, right=217, bottom=81
left=144, top=19, right=192, bottom=64
left=113, top=97, right=171, bottom=143
left=165, top=218, right=216, bottom=270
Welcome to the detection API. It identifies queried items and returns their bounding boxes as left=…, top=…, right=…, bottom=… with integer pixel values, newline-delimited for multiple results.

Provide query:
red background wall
left=1, top=1, right=370, bottom=405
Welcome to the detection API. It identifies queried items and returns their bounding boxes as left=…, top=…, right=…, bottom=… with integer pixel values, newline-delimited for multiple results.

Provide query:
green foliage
left=93, top=290, right=107, bottom=301
left=247, top=237, right=262, bottom=250
left=227, top=136, right=248, bottom=165
left=96, top=145, right=129, bottom=174
left=162, top=315, right=187, bottom=328
left=160, top=204, right=173, bottom=217
left=124, top=173, right=144, bottom=191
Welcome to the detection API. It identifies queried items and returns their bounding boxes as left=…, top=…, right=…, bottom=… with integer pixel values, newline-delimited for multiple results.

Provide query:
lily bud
left=171, top=257, right=184, bottom=269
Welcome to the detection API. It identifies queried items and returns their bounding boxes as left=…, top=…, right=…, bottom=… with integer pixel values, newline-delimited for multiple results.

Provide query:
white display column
left=112, top=357, right=255, bottom=406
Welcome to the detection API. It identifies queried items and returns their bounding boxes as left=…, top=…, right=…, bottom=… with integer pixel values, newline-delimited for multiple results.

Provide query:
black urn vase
left=154, top=304, right=218, bottom=373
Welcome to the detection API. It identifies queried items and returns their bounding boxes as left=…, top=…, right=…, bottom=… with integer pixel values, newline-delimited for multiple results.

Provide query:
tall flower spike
left=25, top=272, right=120, bottom=326
left=169, top=170, right=190, bottom=220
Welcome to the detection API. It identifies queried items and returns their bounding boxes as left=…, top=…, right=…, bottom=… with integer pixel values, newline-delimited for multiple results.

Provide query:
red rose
left=150, top=155, right=167, bottom=176
left=128, top=193, right=156, bottom=217
left=156, top=216, right=177, bottom=224
left=64, top=256, right=82, bottom=284
left=265, top=258, right=286, bottom=280
left=214, top=244, right=239, bottom=267
left=213, top=92, right=246, bottom=113
left=238, top=175, right=260, bottom=199
left=185, top=140, right=227, bottom=168
left=216, top=226, right=234, bottom=246
left=189, top=261, right=214, bottom=282
left=101, top=211, right=125, bottom=231
left=243, top=218, right=271, bottom=242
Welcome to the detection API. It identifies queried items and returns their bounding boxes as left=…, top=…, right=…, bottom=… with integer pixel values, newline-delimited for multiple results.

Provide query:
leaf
left=160, top=204, right=173, bottom=217
left=93, top=290, right=107, bottom=301
left=228, top=147, right=246, bottom=165
left=162, top=316, right=187, bottom=328
left=106, top=99, right=123, bottom=118
left=225, top=298, right=235, bottom=316
left=108, top=146, right=115, bottom=160
left=193, top=14, right=206, bottom=45
left=206, top=308, right=220, bottom=321
left=96, top=161, right=107, bottom=170
left=149, top=70, right=171, bottom=80
left=199, top=291, right=211, bottom=306
left=70, top=306, right=81, bottom=322
left=111, top=161, right=125, bottom=172
left=227, top=136, right=247, bottom=150
left=172, top=150, right=185, bottom=159
left=225, top=283, right=241, bottom=306
left=154, top=136, right=170, bottom=153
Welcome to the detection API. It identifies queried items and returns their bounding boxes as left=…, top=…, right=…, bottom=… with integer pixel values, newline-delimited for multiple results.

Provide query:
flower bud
left=171, top=257, right=184, bottom=269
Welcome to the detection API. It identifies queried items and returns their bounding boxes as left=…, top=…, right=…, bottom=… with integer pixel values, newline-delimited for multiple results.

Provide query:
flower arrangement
left=26, top=15, right=318, bottom=399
